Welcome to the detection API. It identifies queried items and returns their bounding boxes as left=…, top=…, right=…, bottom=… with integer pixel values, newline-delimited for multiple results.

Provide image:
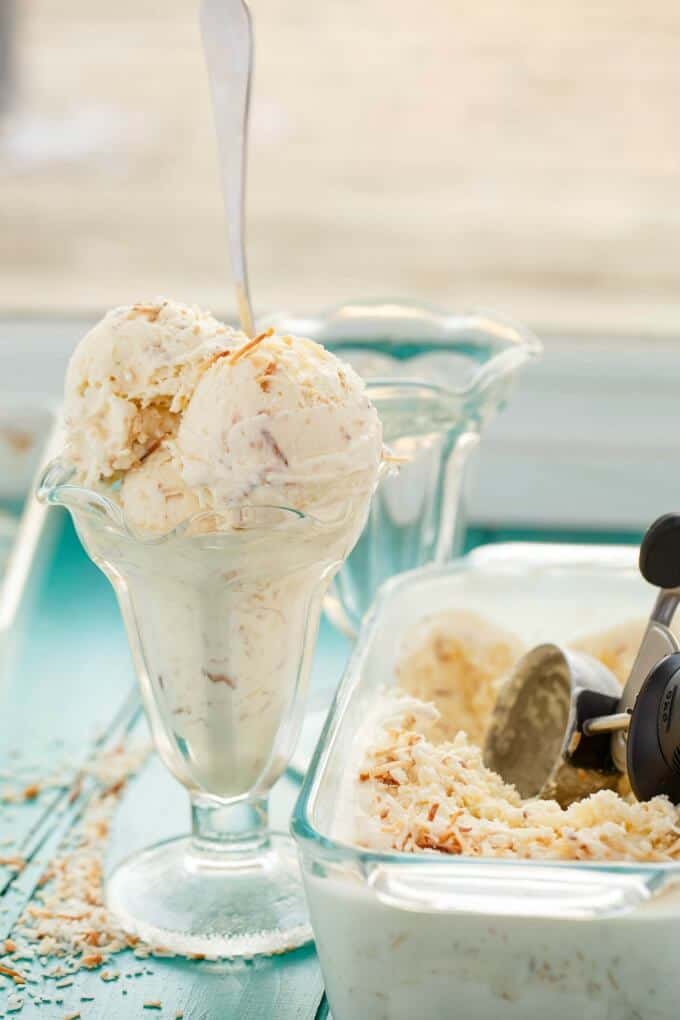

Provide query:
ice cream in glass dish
left=39, top=297, right=383, bottom=957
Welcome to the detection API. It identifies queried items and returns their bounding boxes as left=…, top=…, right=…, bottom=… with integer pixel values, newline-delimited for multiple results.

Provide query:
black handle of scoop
left=627, top=652, right=680, bottom=803
left=639, top=514, right=680, bottom=590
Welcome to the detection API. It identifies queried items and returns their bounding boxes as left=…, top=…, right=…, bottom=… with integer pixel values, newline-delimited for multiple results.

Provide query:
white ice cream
left=118, top=445, right=202, bottom=536
left=119, top=328, right=383, bottom=532
left=64, top=298, right=241, bottom=485
left=395, top=609, right=525, bottom=745
left=175, top=329, right=383, bottom=519
left=62, top=304, right=383, bottom=799
left=88, top=513, right=349, bottom=798
left=303, top=862, right=680, bottom=1020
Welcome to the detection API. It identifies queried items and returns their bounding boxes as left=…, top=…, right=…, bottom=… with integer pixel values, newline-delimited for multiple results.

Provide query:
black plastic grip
left=639, top=514, right=680, bottom=590
left=628, top=653, right=680, bottom=803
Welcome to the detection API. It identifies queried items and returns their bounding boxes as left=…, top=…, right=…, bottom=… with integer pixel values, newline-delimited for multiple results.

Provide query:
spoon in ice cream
left=201, top=0, right=255, bottom=336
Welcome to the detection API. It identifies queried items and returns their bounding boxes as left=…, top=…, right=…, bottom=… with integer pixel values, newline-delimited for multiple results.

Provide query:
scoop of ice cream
left=395, top=610, right=525, bottom=745
left=120, top=444, right=202, bottom=535
left=64, top=298, right=242, bottom=485
left=175, top=329, right=383, bottom=518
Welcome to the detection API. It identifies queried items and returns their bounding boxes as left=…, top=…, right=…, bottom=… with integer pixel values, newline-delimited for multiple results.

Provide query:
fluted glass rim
left=262, top=299, right=542, bottom=400
left=36, top=457, right=362, bottom=546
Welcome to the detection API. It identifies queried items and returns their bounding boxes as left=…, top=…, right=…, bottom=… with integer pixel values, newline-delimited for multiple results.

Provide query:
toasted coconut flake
left=5, top=743, right=149, bottom=986
left=0, top=856, right=26, bottom=872
left=348, top=691, right=680, bottom=863
left=0, top=963, right=26, bottom=985
left=228, top=328, right=274, bottom=364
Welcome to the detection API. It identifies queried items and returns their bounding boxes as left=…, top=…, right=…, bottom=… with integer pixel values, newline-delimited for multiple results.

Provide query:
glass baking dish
left=292, top=545, right=680, bottom=1020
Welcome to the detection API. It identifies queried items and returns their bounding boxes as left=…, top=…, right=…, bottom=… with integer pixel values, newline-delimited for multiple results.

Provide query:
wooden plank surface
left=0, top=515, right=343, bottom=1019
left=0, top=1, right=679, bottom=333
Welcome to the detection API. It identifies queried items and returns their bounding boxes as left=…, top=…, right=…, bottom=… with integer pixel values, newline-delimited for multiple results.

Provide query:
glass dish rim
left=37, top=457, right=369, bottom=545
left=264, top=300, right=543, bottom=401
left=291, top=550, right=680, bottom=880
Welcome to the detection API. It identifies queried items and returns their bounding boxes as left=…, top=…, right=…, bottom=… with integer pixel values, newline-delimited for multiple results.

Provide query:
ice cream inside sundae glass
left=39, top=298, right=384, bottom=957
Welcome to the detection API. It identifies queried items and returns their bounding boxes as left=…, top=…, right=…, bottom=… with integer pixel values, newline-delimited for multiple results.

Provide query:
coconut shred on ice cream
left=122, top=326, right=383, bottom=530
left=61, top=298, right=383, bottom=796
left=63, top=300, right=240, bottom=487
left=63, top=299, right=382, bottom=526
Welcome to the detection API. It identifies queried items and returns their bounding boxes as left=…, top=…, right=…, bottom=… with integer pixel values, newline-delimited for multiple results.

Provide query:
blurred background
left=1, top=0, right=679, bottom=332
left=0, top=0, right=679, bottom=529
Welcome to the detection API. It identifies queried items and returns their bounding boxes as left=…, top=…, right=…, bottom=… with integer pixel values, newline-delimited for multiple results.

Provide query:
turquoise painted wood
left=0, top=513, right=345, bottom=1019
left=0, top=513, right=638, bottom=1019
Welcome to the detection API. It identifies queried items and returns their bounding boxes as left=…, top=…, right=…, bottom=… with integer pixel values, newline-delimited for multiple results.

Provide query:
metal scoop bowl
left=484, top=644, right=621, bottom=806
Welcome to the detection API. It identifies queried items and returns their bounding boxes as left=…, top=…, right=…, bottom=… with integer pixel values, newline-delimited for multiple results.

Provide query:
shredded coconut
left=350, top=692, right=680, bottom=862
left=1, top=742, right=158, bottom=1006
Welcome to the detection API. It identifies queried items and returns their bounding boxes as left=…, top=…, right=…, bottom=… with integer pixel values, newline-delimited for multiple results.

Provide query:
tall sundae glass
left=38, top=459, right=371, bottom=957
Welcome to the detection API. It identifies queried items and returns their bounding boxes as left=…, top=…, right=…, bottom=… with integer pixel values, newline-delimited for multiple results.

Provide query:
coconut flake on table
left=0, top=742, right=155, bottom=1008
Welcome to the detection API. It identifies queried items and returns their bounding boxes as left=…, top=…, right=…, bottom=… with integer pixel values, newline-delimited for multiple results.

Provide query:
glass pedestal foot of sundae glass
left=108, top=808, right=310, bottom=957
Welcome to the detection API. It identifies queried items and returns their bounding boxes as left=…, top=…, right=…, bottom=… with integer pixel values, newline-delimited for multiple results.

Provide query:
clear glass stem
left=190, top=794, right=269, bottom=860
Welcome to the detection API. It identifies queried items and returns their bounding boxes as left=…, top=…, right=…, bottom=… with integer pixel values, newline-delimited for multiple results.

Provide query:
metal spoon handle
left=201, top=0, right=255, bottom=336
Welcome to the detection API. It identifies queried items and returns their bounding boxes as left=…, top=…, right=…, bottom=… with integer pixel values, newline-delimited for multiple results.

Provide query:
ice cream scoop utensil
left=486, top=514, right=680, bottom=804
left=586, top=514, right=680, bottom=801
left=605, top=516, right=680, bottom=765
left=201, top=0, right=255, bottom=336
left=483, top=643, right=621, bottom=806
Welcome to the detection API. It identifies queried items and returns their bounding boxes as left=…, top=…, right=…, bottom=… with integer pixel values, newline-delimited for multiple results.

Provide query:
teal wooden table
left=0, top=515, right=640, bottom=1019
left=0, top=514, right=355, bottom=1019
